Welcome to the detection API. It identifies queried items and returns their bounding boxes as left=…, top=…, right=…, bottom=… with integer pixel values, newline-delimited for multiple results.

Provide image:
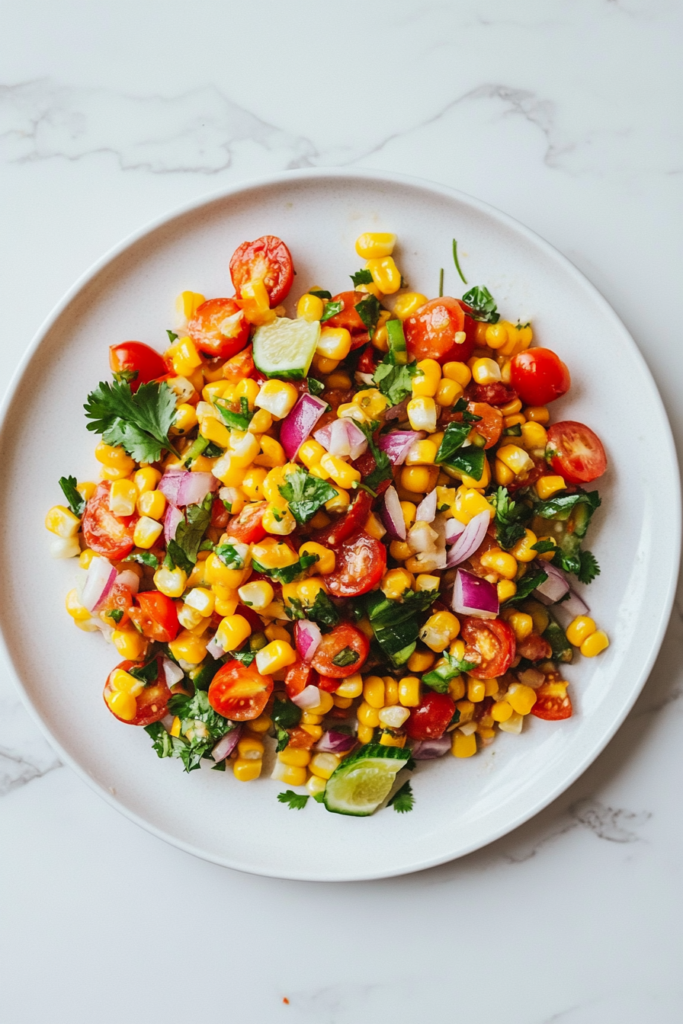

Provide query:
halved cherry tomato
left=547, top=421, right=607, bottom=485
left=352, top=450, right=392, bottom=494
left=285, top=660, right=317, bottom=699
left=229, top=235, right=294, bottom=306
left=313, top=491, right=373, bottom=547
left=311, top=623, right=370, bottom=678
left=82, top=481, right=137, bottom=561
left=461, top=616, right=516, bottom=680
left=317, top=675, right=342, bottom=693
left=468, top=402, right=503, bottom=449
left=322, top=291, right=368, bottom=336
left=510, top=347, right=571, bottom=406
left=405, top=691, right=455, bottom=741
left=129, top=591, right=179, bottom=643
left=104, top=657, right=171, bottom=727
left=324, top=531, right=387, bottom=598
left=357, top=345, right=380, bottom=375
left=531, top=681, right=573, bottom=720
left=227, top=502, right=267, bottom=544
left=208, top=659, right=273, bottom=721
left=109, top=341, right=167, bottom=393
left=468, top=382, right=518, bottom=406
left=287, top=726, right=318, bottom=750
left=211, top=497, right=230, bottom=529
left=404, top=297, right=472, bottom=364
left=517, top=633, right=552, bottom=662
left=99, top=581, right=134, bottom=628
left=222, top=344, right=255, bottom=383
left=187, top=297, right=250, bottom=359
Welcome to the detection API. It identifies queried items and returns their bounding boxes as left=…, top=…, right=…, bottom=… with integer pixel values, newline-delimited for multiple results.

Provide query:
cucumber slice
left=386, top=319, right=408, bottom=365
left=324, top=743, right=411, bottom=816
left=252, top=317, right=320, bottom=380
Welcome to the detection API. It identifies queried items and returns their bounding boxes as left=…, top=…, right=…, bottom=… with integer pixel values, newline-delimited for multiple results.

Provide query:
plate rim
left=0, top=166, right=679, bottom=881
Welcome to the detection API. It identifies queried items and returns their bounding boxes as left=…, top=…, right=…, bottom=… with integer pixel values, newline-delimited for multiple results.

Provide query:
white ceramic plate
left=0, top=169, right=678, bottom=881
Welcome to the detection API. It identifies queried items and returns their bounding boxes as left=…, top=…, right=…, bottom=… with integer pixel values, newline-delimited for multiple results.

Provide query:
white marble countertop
left=2, top=2, right=682, bottom=1021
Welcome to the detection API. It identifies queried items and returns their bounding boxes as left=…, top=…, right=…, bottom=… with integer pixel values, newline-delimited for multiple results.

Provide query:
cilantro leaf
left=435, top=422, right=471, bottom=464
left=531, top=539, right=556, bottom=554
left=461, top=285, right=500, bottom=323
left=422, top=651, right=476, bottom=693
left=129, top=659, right=158, bottom=684
left=373, top=357, right=418, bottom=407
left=309, top=289, right=331, bottom=300
left=388, top=780, right=414, bottom=813
left=123, top=551, right=159, bottom=568
left=321, top=300, right=343, bottom=323
left=505, top=568, right=548, bottom=603
left=278, top=467, right=337, bottom=524
left=84, top=379, right=178, bottom=463
left=215, top=543, right=246, bottom=569
left=107, top=608, right=123, bottom=624
left=145, top=722, right=186, bottom=760
left=277, top=790, right=309, bottom=810
left=307, top=378, right=325, bottom=397
left=356, top=421, right=393, bottom=490
left=166, top=330, right=178, bottom=343
left=490, top=487, right=533, bottom=550
left=216, top=396, right=253, bottom=432
left=275, top=727, right=290, bottom=752
left=331, top=646, right=360, bottom=668
left=350, top=269, right=373, bottom=286
left=165, top=493, right=214, bottom=573
left=252, top=553, right=319, bottom=585
left=576, top=549, right=600, bottom=584
left=113, top=369, right=138, bottom=384
left=58, top=475, right=85, bottom=516
left=354, top=294, right=381, bottom=339
left=533, top=489, right=601, bottom=524
left=306, top=588, right=340, bottom=628
left=271, top=696, right=302, bottom=730
left=441, top=447, right=485, bottom=481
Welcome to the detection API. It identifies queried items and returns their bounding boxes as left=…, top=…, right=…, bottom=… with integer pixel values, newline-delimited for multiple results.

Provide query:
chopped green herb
left=278, top=466, right=338, bottom=524
left=271, top=696, right=302, bottom=730
left=321, top=300, right=343, bottom=322
left=355, top=294, right=382, bottom=339
left=215, top=543, right=246, bottom=569
left=58, top=475, right=85, bottom=517
left=252, top=552, right=319, bottom=585
left=288, top=588, right=340, bottom=628
left=307, top=377, right=325, bottom=397
left=165, top=492, right=214, bottom=573
left=275, top=727, right=290, bottom=752
left=531, top=539, right=556, bottom=554
left=356, top=421, right=393, bottom=490
left=145, top=722, right=186, bottom=760
left=229, top=648, right=257, bottom=666
left=461, top=285, right=500, bottom=323
left=107, top=608, right=124, bottom=624
left=490, top=487, right=533, bottom=550
left=129, top=659, right=159, bottom=684
left=277, top=790, right=309, bottom=810
left=534, top=490, right=601, bottom=521
left=576, top=549, right=600, bottom=584
left=158, top=690, right=236, bottom=772
left=373, top=356, right=417, bottom=407
left=182, top=435, right=209, bottom=466
left=113, top=369, right=138, bottom=384
left=216, top=395, right=253, bottom=432
left=441, top=447, right=485, bottom=481
left=309, top=289, right=331, bottom=300
left=388, top=780, right=414, bottom=813
left=166, top=330, right=179, bottom=343
left=435, top=422, right=471, bottom=464
left=505, top=569, right=548, bottom=603
left=123, top=551, right=159, bottom=568
left=84, top=379, right=179, bottom=463
left=462, top=409, right=482, bottom=423
left=332, top=646, right=360, bottom=668
left=350, top=268, right=373, bottom=286
left=452, top=238, right=468, bottom=285
left=203, top=440, right=224, bottom=458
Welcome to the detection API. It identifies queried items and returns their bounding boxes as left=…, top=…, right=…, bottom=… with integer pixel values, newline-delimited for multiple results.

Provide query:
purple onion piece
left=378, top=429, right=425, bottom=465
left=206, top=635, right=227, bottom=660
left=385, top=397, right=410, bottom=422
left=81, top=556, right=116, bottom=613
left=415, top=488, right=437, bottom=523
left=411, top=734, right=452, bottom=759
left=162, top=656, right=185, bottom=687
left=452, top=569, right=499, bottom=619
left=164, top=503, right=184, bottom=545
left=445, top=518, right=466, bottom=544
left=316, top=730, right=357, bottom=754
left=281, top=393, right=328, bottom=460
left=446, top=510, right=491, bottom=568
left=212, top=726, right=243, bottom=762
left=534, top=560, right=571, bottom=603
left=291, top=685, right=322, bottom=709
left=294, top=619, right=322, bottom=663
left=176, top=472, right=219, bottom=506
left=381, top=485, right=406, bottom=541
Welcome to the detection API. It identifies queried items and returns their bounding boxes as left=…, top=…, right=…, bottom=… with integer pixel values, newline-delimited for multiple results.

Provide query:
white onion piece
left=345, top=420, right=369, bottom=460
left=294, top=620, right=322, bottom=663
left=160, top=713, right=175, bottom=731
left=446, top=511, right=491, bottom=568
left=562, top=590, right=590, bottom=617
left=445, top=518, right=466, bottom=544
left=411, top=734, right=452, bottom=759
left=381, top=485, right=406, bottom=541
left=93, top=617, right=114, bottom=642
left=415, top=489, right=437, bottom=524
left=291, top=685, right=322, bottom=709
left=81, top=556, right=116, bottom=613
left=177, top=472, right=219, bottom=506
left=162, top=656, right=185, bottom=687
left=408, top=520, right=439, bottom=554
left=212, top=726, right=243, bottom=762
left=452, top=569, right=499, bottom=619
left=281, top=393, right=328, bottom=460
left=534, top=561, right=571, bottom=604
left=164, top=503, right=184, bottom=545
left=328, top=417, right=352, bottom=456
left=316, top=730, right=357, bottom=754
left=116, top=569, right=140, bottom=595
left=206, top=635, right=227, bottom=660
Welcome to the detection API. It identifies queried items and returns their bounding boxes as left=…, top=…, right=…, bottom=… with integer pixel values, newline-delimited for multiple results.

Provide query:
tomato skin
left=517, top=634, right=552, bottom=662
left=82, top=482, right=137, bottom=561
left=531, top=682, right=573, bottom=721
left=324, top=531, right=387, bottom=598
left=285, top=660, right=317, bottom=699
left=511, top=348, right=571, bottom=406
left=227, top=502, right=267, bottom=544
left=406, top=691, right=455, bottom=741
left=208, top=660, right=273, bottom=721
left=311, top=623, right=370, bottom=678
left=461, top=617, right=516, bottom=680
left=187, top=298, right=250, bottom=359
left=468, top=382, right=518, bottom=407
left=99, top=581, right=134, bottom=627
left=547, top=421, right=607, bottom=485
left=109, top=341, right=167, bottom=393
left=129, top=591, right=179, bottom=643
left=356, top=346, right=379, bottom=375
left=467, top=402, right=503, bottom=449
left=211, top=497, right=230, bottom=530
left=404, top=297, right=472, bottom=363
left=229, top=235, right=294, bottom=306
left=104, top=657, right=171, bottom=727
left=222, top=344, right=255, bottom=383
left=322, top=291, right=367, bottom=335
left=313, top=491, right=373, bottom=548
left=352, top=450, right=392, bottom=494
left=317, top=675, right=342, bottom=693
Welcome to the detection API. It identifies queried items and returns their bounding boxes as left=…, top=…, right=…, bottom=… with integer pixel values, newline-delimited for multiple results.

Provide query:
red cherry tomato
left=467, top=402, right=503, bottom=449
left=99, top=581, right=134, bottom=628
left=210, top=497, right=230, bottom=530
left=531, top=681, right=573, bottom=720
left=356, top=346, right=379, bottom=375
left=321, top=291, right=368, bottom=337
left=227, top=502, right=267, bottom=544
left=285, top=660, right=317, bottom=699
left=404, top=297, right=472, bottom=363
left=103, top=658, right=171, bottom=727
left=222, top=345, right=255, bottom=383
left=324, top=531, right=387, bottom=599
left=312, top=491, right=373, bottom=548
left=129, top=591, right=179, bottom=643
left=352, top=450, right=392, bottom=495
left=187, top=297, right=250, bottom=359
left=208, top=659, right=273, bottom=721
left=229, top=235, right=294, bottom=306
left=468, top=382, right=518, bottom=406
left=406, top=691, right=455, bottom=741
left=517, top=634, right=552, bottom=662
left=82, top=482, right=137, bottom=561
left=109, top=341, right=167, bottom=393
left=461, top=616, right=516, bottom=680
left=311, top=623, right=370, bottom=678
left=287, top=726, right=318, bottom=750
left=546, top=421, right=607, bottom=485
left=510, top=348, right=571, bottom=406
left=317, top=675, right=341, bottom=693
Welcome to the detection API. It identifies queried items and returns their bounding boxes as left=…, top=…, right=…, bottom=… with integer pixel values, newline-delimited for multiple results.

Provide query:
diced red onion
left=158, top=471, right=184, bottom=505
left=294, top=619, right=322, bottom=663
left=385, top=398, right=410, bottom=422
left=381, top=485, right=406, bottom=541
left=81, top=556, right=116, bottom=613
left=415, top=489, right=437, bottom=524
left=164, top=503, right=184, bottom=545
left=159, top=470, right=218, bottom=507
left=160, top=713, right=175, bottom=730
left=411, top=734, right=452, bottom=759
left=328, top=418, right=351, bottom=456
left=445, top=518, right=466, bottom=544
left=281, top=393, right=328, bottom=460
left=534, top=560, right=571, bottom=604
left=206, top=634, right=227, bottom=660
left=562, top=589, right=590, bottom=618
left=162, top=656, right=185, bottom=687
left=446, top=510, right=491, bottom=568
left=116, top=569, right=140, bottom=595
left=345, top=420, right=368, bottom=460
left=452, top=569, right=499, bottom=619
left=212, top=726, right=243, bottom=762
left=316, top=730, right=357, bottom=754
left=291, top=685, right=322, bottom=709
left=378, top=429, right=425, bottom=465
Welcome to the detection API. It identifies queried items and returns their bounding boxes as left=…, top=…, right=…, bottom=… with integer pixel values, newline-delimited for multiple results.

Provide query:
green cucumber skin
left=252, top=360, right=305, bottom=381
left=323, top=745, right=411, bottom=816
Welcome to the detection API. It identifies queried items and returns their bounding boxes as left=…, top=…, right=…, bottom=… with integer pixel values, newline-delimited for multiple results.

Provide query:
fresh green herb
left=490, top=487, right=533, bottom=550
left=277, top=790, right=309, bottom=810
left=145, top=723, right=186, bottom=760
left=252, top=553, right=319, bottom=585
left=166, top=330, right=178, bottom=344
left=275, top=727, right=290, bottom=752
left=203, top=441, right=224, bottom=458
left=364, top=588, right=440, bottom=667
left=221, top=499, right=233, bottom=513
left=461, top=285, right=500, bottom=323
left=106, top=608, right=123, bottom=624
left=438, top=267, right=444, bottom=297
left=163, top=690, right=236, bottom=772
left=422, top=651, right=476, bottom=693
left=576, top=549, right=600, bottom=584
left=216, top=396, right=253, bottom=432
left=211, top=760, right=227, bottom=771
left=321, top=300, right=343, bottom=322
left=165, top=492, right=213, bottom=573
left=386, top=319, right=408, bottom=365
left=113, top=369, right=138, bottom=385
left=278, top=467, right=338, bottom=524
left=309, top=289, right=331, bottom=300
left=229, top=648, right=257, bottom=666
left=543, top=617, right=573, bottom=663
left=286, top=589, right=340, bottom=628
left=505, top=569, right=548, bottom=603
left=531, top=539, right=556, bottom=554
left=215, top=543, right=246, bottom=569
left=58, top=475, right=86, bottom=516
left=271, top=696, right=302, bottom=731
left=350, top=268, right=374, bottom=286
left=462, top=409, right=482, bottom=423
left=452, top=397, right=468, bottom=413
left=503, top=423, right=523, bottom=437
left=123, top=551, right=159, bottom=568
left=307, top=378, right=325, bottom=397
left=129, top=659, right=159, bottom=684
left=356, top=421, right=393, bottom=490
left=534, top=490, right=601, bottom=520
left=332, top=647, right=360, bottom=668
left=190, top=658, right=222, bottom=691
left=373, top=357, right=417, bottom=406
left=182, top=435, right=209, bottom=466
left=388, top=780, right=414, bottom=813
left=534, top=490, right=601, bottom=582
left=435, top=422, right=471, bottom=464
left=441, top=447, right=485, bottom=481
left=355, top=294, right=382, bottom=339
left=84, top=379, right=179, bottom=462
left=452, top=238, right=468, bottom=285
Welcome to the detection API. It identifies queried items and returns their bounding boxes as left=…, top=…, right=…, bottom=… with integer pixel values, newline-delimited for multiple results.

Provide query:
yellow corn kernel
left=459, top=455, right=491, bottom=490
left=412, top=359, right=441, bottom=398
left=525, top=405, right=550, bottom=424
left=566, top=615, right=597, bottom=648
left=45, top=505, right=81, bottom=539
left=251, top=537, right=299, bottom=571
left=536, top=475, right=567, bottom=500
left=153, top=565, right=187, bottom=598
left=380, top=568, right=414, bottom=602
left=216, top=614, right=252, bottom=652
left=295, top=542, right=335, bottom=578
left=496, top=710, right=523, bottom=734
left=233, top=757, right=262, bottom=781
left=255, top=639, right=296, bottom=675
left=178, top=603, right=203, bottom=630
left=499, top=398, right=523, bottom=417
left=255, top=380, right=298, bottom=420
left=108, top=479, right=138, bottom=517
left=184, top=587, right=214, bottom=617
left=104, top=689, right=137, bottom=721
left=247, top=715, right=272, bottom=735
left=490, top=700, right=512, bottom=723
left=355, top=232, right=396, bottom=259
left=366, top=256, right=401, bottom=294
left=262, top=504, right=296, bottom=536
left=534, top=536, right=557, bottom=562
left=581, top=629, right=609, bottom=658
left=439, top=364, right=469, bottom=390
left=483, top=322, right=509, bottom=350
left=510, top=528, right=538, bottom=563
left=261, top=465, right=291, bottom=505
left=497, top=580, right=517, bottom=602
left=362, top=676, right=385, bottom=710
left=167, top=336, right=202, bottom=377
left=405, top=440, right=438, bottom=467
left=170, top=403, right=197, bottom=436
left=434, top=378, right=462, bottom=407
left=353, top=388, right=388, bottom=420
left=381, top=680, right=398, bottom=710
left=506, top=683, right=537, bottom=716
left=307, top=752, right=340, bottom=780
left=448, top=676, right=466, bottom=700
left=452, top=731, right=477, bottom=758
left=378, top=731, right=406, bottom=748
left=296, top=579, right=328, bottom=611
left=201, top=416, right=232, bottom=449
left=296, top=438, right=325, bottom=472
left=520, top=421, right=548, bottom=450
left=497, top=444, right=535, bottom=476
left=452, top=486, right=493, bottom=525
left=404, top=651, right=432, bottom=676
left=420, top=611, right=460, bottom=653
left=305, top=774, right=326, bottom=799
left=472, top=357, right=501, bottom=385
left=319, top=454, right=360, bottom=490
left=134, top=489, right=165, bottom=521
left=133, top=467, right=161, bottom=495
left=398, top=503, right=416, bottom=532
left=236, top=580, right=273, bottom=613
left=407, top=396, right=437, bottom=433
left=495, top=459, right=515, bottom=487
left=360, top=512, right=384, bottom=542
left=396, top=676, right=420, bottom=707
left=167, top=630, right=208, bottom=665
left=357, top=701, right=381, bottom=727
left=323, top=370, right=349, bottom=391
left=112, top=628, right=148, bottom=660
left=392, top=292, right=427, bottom=322
left=236, top=734, right=266, bottom=761
left=390, top=540, right=412, bottom=562
left=480, top=548, right=518, bottom=580
left=508, top=611, right=534, bottom=642
left=313, top=355, right=339, bottom=374
left=336, top=673, right=363, bottom=699
left=456, top=700, right=475, bottom=724
left=467, top=677, right=486, bottom=703
left=64, top=588, right=90, bottom=622
left=297, top=293, right=324, bottom=321
left=233, top=378, right=259, bottom=410
left=238, top=466, right=266, bottom=501
left=239, top=277, right=276, bottom=326
left=203, top=553, right=246, bottom=588
left=263, top=619, right=290, bottom=641
left=317, top=326, right=352, bottom=362
left=95, top=442, right=135, bottom=473
left=278, top=746, right=312, bottom=769
left=133, top=516, right=164, bottom=549
left=270, top=760, right=306, bottom=786
left=401, top=466, right=433, bottom=493
left=354, top=724, right=374, bottom=745
left=332, top=695, right=352, bottom=710
left=176, top=290, right=205, bottom=321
